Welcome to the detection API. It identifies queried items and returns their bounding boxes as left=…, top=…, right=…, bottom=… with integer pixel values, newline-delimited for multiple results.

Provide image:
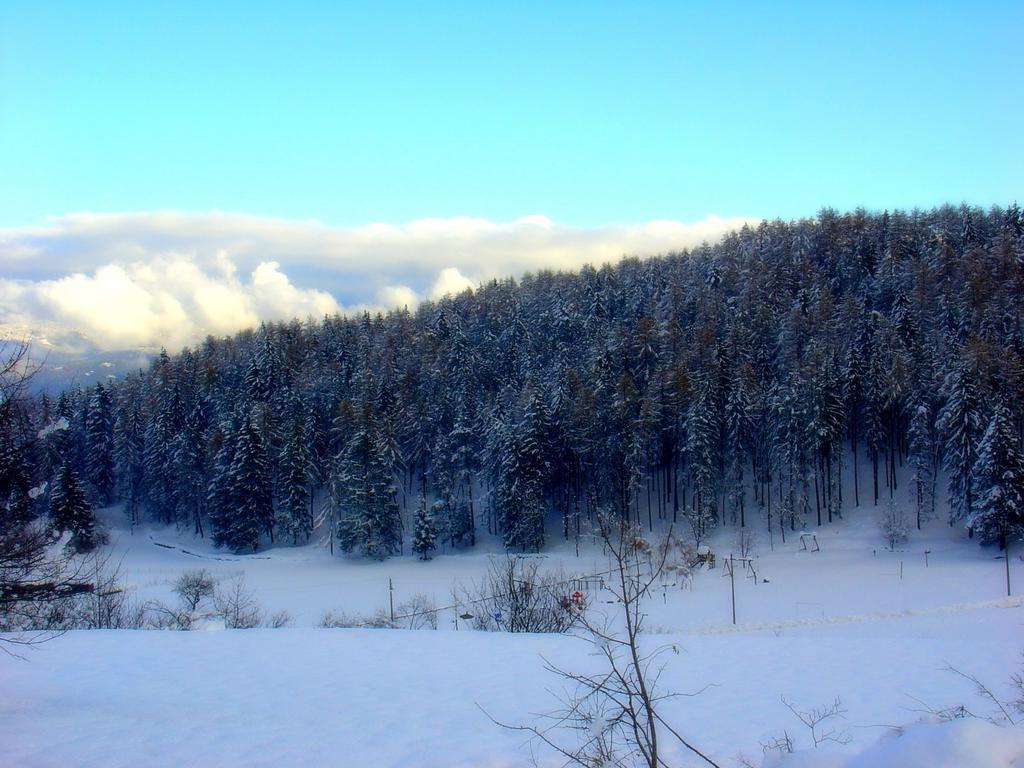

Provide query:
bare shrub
left=173, top=569, right=217, bottom=612
left=659, top=529, right=696, bottom=588
left=683, top=503, right=717, bottom=549
left=145, top=568, right=220, bottom=630
left=320, top=609, right=391, bottom=628
left=878, top=502, right=909, bottom=550
left=318, top=595, right=438, bottom=630
left=760, top=730, right=795, bottom=758
left=735, top=528, right=757, bottom=559
left=907, top=660, right=1024, bottom=727
left=395, top=593, right=438, bottom=630
left=1011, top=657, right=1024, bottom=717
left=779, top=696, right=851, bottom=748
left=71, top=551, right=145, bottom=629
left=266, top=609, right=293, bottom=628
left=941, top=664, right=1018, bottom=725
left=464, top=555, right=579, bottom=633
left=319, top=609, right=357, bottom=628
left=364, top=611, right=399, bottom=628
left=1, top=522, right=94, bottom=641
left=483, top=515, right=719, bottom=768
left=1, top=535, right=148, bottom=640
left=215, top=575, right=262, bottom=629
left=144, top=599, right=198, bottom=630
left=318, top=609, right=393, bottom=628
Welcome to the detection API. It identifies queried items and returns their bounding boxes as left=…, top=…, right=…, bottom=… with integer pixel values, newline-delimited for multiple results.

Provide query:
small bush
left=173, top=569, right=217, bottom=612
left=318, top=609, right=390, bottom=629
left=463, top=555, right=580, bottom=633
left=319, top=609, right=361, bottom=628
left=73, top=552, right=145, bottom=629
left=395, top=593, right=438, bottom=630
left=215, top=575, right=262, bottom=629
left=318, top=595, right=439, bottom=630
left=879, top=503, right=909, bottom=550
left=735, top=528, right=757, bottom=559
left=266, top=610, right=293, bottom=628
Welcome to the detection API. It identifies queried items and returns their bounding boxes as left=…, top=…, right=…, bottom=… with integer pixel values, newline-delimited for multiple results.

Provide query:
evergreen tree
left=85, top=383, right=116, bottom=504
left=332, top=406, right=401, bottom=559
left=809, top=349, right=845, bottom=525
left=211, top=412, right=273, bottom=553
left=970, top=404, right=1024, bottom=546
left=495, top=389, right=549, bottom=552
left=45, top=393, right=75, bottom=480
left=863, top=352, right=887, bottom=506
left=144, top=381, right=184, bottom=524
left=937, top=361, right=982, bottom=524
left=278, top=399, right=315, bottom=544
left=429, top=411, right=478, bottom=548
left=0, top=430, right=33, bottom=530
left=114, top=399, right=146, bottom=530
left=687, top=373, right=720, bottom=530
left=172, top=400, right=209, bottom=536
left=770, top=374, right=812, bottom=538
left=50, top=461, right=99, bottom=553
left=724, top=375, right=752, bottom=526
left=842, top=343, right=865, bottom=508
left=907, top=400, right=936, bottom=529
left=207, top=419, right=238, bottom=547
left=0, top=349, right=34, bottom=519
left=231, top=412, right=274, bottom=551
left=411, top=497, right=438, bottom=560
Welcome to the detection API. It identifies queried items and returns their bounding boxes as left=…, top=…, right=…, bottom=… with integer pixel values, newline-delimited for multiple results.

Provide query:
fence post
left=730, top=553, right=736, bottom=625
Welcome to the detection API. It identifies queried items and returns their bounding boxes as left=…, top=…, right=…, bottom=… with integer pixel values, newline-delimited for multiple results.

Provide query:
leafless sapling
left=484, top=514, right=720, bottom=768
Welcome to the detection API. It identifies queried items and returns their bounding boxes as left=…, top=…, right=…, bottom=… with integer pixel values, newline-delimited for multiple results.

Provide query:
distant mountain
left=0, top=323, right=154, bottom=393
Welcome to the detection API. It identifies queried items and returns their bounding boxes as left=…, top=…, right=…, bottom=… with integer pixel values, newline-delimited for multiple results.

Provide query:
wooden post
left=389, top=578, right=395, bottom=623
left=730, top=554, right=736, bottom=625
left=1006, top=538, right=1012, bottom=598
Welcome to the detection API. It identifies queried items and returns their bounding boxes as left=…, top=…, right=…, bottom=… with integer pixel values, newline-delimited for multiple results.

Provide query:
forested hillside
left=5, top=204, right=1023, bottom=557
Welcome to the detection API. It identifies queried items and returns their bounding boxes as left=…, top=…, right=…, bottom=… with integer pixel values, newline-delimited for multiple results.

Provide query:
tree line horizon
left=3, top=203, right=1022, bottom=558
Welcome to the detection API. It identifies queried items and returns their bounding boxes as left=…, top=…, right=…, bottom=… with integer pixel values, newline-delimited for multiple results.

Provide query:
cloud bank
left=0, top=212, right=756, bottom=351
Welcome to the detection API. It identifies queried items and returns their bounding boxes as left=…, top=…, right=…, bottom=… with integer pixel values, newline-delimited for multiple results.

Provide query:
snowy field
left=3, top=507, right=1023, bottom=767
left=67, top=503, right=1024, bottom=631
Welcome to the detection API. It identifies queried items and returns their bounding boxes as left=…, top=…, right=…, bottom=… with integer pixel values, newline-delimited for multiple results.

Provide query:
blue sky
left=2, top=1, right=1021, bottom=228
left=1, top=2, right=1021, bottom=353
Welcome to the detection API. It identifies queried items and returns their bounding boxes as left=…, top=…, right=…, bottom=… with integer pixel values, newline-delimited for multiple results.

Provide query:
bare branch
left=483, top=511, right=719, bottom=768
left=943, top=664, right=1017, bottom=726
left=780, top=696, right=851, bottom=747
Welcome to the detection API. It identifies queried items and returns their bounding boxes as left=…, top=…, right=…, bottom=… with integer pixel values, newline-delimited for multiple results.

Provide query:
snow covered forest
left=3, top=204, right=1024, bottom=768
left=4, top=204, right=1024, bottom=561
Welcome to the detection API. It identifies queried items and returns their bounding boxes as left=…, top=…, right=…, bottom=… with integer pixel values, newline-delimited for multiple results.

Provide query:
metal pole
left=389, top=578, right=395, bottom=623
left=730, top=554, right=736, bottom=625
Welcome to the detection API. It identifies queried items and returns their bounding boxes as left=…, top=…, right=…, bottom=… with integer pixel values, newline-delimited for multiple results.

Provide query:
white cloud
left=0, top=211, right=757, bottom=351
left=376, top=285, right=419, bottom=310
left=250, top=261, right=340, bottom=322
left=1, top=255, right=340, bottom=351
left=429, top=267, right=474, bottom=299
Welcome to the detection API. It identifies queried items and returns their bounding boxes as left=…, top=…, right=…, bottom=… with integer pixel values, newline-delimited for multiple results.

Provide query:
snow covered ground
left=78, top=502, right=1024, bottom=631
left=2, top=507, right=1023, bottom=766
